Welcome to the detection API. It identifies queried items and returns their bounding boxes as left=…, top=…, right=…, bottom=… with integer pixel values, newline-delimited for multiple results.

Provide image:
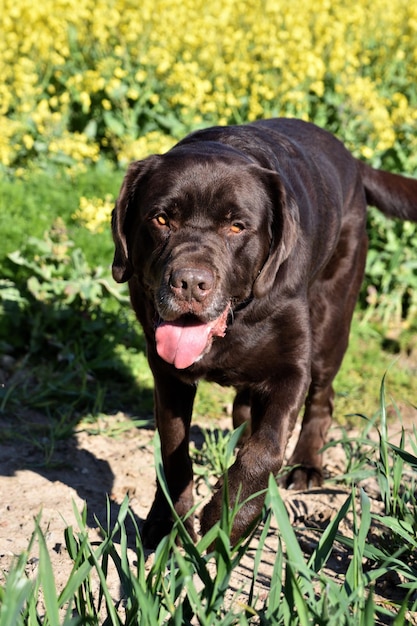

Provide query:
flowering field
left=1, top=0, right=417, bottom=173
left=2, top=4, right=417, bottom=622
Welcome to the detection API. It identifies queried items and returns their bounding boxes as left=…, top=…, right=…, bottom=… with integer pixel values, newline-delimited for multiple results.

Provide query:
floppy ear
left=111, top=157, right=158, bottom=283
left=253, top=171, right=299, bottom=299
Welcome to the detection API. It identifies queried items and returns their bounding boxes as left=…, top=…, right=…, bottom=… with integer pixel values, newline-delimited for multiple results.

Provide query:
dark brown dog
left=112, top=118, right=417, bottom=547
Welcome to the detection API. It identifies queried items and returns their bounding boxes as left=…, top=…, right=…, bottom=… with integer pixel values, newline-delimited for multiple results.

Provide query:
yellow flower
left=360, top=146, right=375, bottom=160
left=79, top=91, right=91, bottom=112
left=73, top=194, right=115, bottom=233
left=0, top=0, right=416, bottom=171
left=22, top=134, right=34, bottom=150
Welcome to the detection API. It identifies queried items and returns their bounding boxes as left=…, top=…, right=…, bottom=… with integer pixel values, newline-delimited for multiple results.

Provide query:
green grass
left=1, top=162, right=416, bottom=460
left=1, top=396, right=417, bottom=625
left=334, top=317, right=416, bottom=423
left=0, top=162, right=123, bottom=272
left=1, top=163, right=417, bottom=623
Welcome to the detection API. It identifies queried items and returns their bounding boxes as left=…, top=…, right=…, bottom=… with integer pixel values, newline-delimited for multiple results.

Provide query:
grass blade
left=265, top=475, right=313, bottom=592
left=308, top=492, right=353, bottom=573
left=35, top=517, right=61, bottom=626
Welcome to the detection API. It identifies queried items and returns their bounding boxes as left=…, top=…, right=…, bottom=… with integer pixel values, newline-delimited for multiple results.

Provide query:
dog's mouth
left=155, top=305, right=230, bottom=369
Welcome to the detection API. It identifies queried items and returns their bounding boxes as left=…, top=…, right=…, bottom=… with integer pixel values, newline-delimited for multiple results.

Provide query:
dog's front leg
left=142, top=352, right=197, bottom=548
left=200, top=365, right=310, bottom=545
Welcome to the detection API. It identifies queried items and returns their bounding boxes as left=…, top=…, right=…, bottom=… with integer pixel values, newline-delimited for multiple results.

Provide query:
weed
left=2, top=396, right=417, bottom=624
left=192, top=425, right=245, bottom=489
left=0, top=222, right=149, bottom=427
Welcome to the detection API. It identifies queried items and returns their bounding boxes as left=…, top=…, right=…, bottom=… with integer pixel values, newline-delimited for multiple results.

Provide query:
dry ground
left=1, top=406, right=417, bottom=623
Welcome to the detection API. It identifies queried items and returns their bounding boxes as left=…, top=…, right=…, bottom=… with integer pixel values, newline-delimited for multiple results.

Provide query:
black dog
left=112, top=118, right=417, bottom=547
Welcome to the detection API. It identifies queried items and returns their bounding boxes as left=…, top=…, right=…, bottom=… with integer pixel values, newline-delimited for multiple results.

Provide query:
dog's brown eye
left=155, top=214, right=169, bottom=227
left=230, top=222, right=244, bottom=234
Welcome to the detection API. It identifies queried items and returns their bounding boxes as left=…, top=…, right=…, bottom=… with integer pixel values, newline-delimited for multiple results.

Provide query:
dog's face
left=112, top=146, right=299, bottom=369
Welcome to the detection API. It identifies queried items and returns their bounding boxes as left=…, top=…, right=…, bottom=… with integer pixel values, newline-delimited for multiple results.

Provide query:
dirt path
left=1, top=410, right=416, bottom=623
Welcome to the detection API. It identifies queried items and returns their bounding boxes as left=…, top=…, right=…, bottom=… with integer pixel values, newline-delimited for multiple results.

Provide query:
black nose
left=170, top=267, right=214, bottom=302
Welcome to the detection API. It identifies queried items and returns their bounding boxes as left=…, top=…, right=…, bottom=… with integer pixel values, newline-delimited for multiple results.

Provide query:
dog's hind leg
left=283, top=226, right=368, bottom=490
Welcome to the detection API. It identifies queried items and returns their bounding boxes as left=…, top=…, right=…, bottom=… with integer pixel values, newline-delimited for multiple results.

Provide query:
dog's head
left=112, top=143, right=299, bottom=369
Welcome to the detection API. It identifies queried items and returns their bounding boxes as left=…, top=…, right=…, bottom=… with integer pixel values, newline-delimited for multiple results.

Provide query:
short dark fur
left=112, top=118, right=417, bottom=547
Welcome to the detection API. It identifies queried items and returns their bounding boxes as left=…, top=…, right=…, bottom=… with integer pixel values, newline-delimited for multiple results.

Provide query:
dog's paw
left=200, top=486, right=265, bottom=548
left=279, top=466, right=323, bottom=491
left=141, top=517, right=175, bottom=550
left=199, top=491, right=222, bottom=538
left=141, top=514, right=197, bottom=550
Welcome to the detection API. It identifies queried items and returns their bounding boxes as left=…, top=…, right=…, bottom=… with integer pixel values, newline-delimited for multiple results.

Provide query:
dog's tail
left=359, top=160, right=417, bottom=222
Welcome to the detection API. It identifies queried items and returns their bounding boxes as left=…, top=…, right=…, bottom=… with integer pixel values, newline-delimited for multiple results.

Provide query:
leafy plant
left=0, top=220, right=150, bottom=429
left=3, top=407, right=417, bottom=624
left=192, top=424, right=246, bottom=489
left=2, top=0, right=417, bottom=172
left=363, top=209, right=417, bottom=327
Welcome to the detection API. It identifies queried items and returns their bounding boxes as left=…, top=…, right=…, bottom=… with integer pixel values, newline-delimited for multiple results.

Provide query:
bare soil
left=1, top=405, right=416, bottom=624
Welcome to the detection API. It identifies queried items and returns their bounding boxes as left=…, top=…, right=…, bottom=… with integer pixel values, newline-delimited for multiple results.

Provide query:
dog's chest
left=183, top=317, right=279, bottom=386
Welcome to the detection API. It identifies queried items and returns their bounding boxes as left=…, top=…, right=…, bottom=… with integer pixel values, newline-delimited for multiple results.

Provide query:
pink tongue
left=155, top=320, right=213, bottom=370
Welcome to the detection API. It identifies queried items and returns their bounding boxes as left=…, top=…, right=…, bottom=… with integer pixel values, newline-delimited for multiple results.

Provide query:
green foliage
left=192, top=425, right=244, bottom=482
left=1, top=220, right=118, bottom=356
left=0, top=163, right=122, bottom=269
left=363, top=209, right=417, bottom=327
left=1, top=1, right=417, bottom=622
left=0, top=534, right=38, bottom=626
left=0, top=220, right=153, bottom=430
left=2, top=0, right=417, bottom=172
left=2, top=406, right=417, bottom=624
